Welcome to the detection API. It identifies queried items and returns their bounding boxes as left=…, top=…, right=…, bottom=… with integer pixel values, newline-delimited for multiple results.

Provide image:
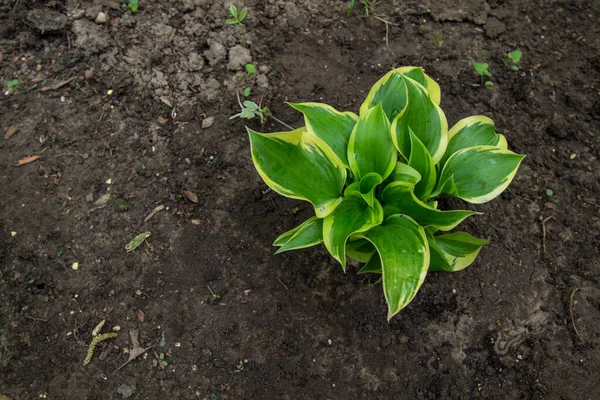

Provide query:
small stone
left=95, top=12, right=107, bottom=24
left=11, top=231, right=17, bottom=237
left=112, top=325, right=121, bottom=331
left=202, top=116, right=215, bottom=129
left=72, top=262, right=79, bottom=271
left=570, top=153, right=577, bottom=159
left=86, top=193, right=94, bottom=202
left=84, top=68, right=94, bottom=80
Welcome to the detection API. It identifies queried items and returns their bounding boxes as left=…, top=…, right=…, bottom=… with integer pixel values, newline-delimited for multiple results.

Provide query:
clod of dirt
left=202, top=116, right=215, bottom=129
left=72, top=20, right=111, bottom=52
left=205, top=41, right=227, bottom=66
left=484, top=17, right=506, bottom=39
left=429, top=0, right=490, bottom=25
left=26, top=9, right=68, bottom=33
left=117, top=383, right=136, bottom=399
left=95, top=12, right=108, bottom=24
left=227, top=45, right=252, bottom=71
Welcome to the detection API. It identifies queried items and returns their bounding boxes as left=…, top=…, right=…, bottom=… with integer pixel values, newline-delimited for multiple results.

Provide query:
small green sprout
left=231, top=100, right=268, bottom=123
left=128, top=0, right=139, bottom=13
left=545, top=188, right=554, bottom=197
left=226, top=4, right=248, bottom=44
left=152, top=353, right=168, bottom=367
left=245, top=63, right=256, bottom=73
left=6, top=79, right=19, bottom=88
left=472, top=62, right=493, bottom=88
left=347, top=0, right=374, bottom=16
left=243, top=87, right=251, bottom=97
left=504, top=49, right=522, bottom=71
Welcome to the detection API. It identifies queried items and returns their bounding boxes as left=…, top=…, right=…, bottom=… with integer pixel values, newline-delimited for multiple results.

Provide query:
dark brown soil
left=1, top=0, right=599, bottom=399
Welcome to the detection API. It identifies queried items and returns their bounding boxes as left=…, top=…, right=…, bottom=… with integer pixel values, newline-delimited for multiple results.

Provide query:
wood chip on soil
left=16, top=155, right=40, bottom=166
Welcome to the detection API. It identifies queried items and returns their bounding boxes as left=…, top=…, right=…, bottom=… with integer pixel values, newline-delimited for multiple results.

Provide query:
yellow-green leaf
left=391, top=75, right=448, bottom=163
left=408, top=129, right=436, bottom=200
left=288, top=102, right=358, bottom=166
left=357, top=252, right=382, bottom=274
left=347, top=104, right=396, bottom=181
left=436, top=145, right=525, bottom=204
left=323, top=195, right=384, bottom=271
left=248, top=127, right=346, bottom=218
left=360, top=67, right=441, bottom=119
left=274, top=217, right=324, bottom=254
left=430, top=231, right=489, bottom=272
left=344, top=172, right=382, bottom=208
left=440, top=116, right=507, bottom=167
left=381, top=181, right=479, bottom=230
left=356, top=214, right=430, bottom=320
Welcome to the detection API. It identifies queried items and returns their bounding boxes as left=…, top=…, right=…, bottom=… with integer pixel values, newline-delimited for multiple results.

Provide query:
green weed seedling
left=473, top=62, right=493, bottom=88
left=504, top=49, right=522, bottom=71
left=6, top=79, right=19, bottom=88
left=231, top=99, right=268, bottom=124
left=348, top=0, right=375, bottom=16
left=127, top=0, right=139, bottom=13
left=226, top=4, right=248, bottom=44
left=246, top=66, right=524, bottom=320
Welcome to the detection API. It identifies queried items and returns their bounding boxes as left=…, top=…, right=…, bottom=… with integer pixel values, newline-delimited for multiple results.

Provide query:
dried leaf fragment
left=183, top=189, right=199, bottom=203
left=125, top=232, right=151, bottom=252
left=4, top=126, right=18, bottom=140
left=16, top=155, right=40, bottom=166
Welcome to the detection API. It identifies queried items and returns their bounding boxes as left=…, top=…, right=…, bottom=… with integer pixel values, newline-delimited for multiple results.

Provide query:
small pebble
left=570, top=153, right=576, bottom=159
left=95, top=12, right=107, bottom=24
left=72, top=262, right=79, bottom=271
left=202, top=116, right=215, bottom=129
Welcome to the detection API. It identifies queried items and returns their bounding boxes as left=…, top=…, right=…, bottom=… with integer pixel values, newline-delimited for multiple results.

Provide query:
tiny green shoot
left=347, top=0, right=375, bottom=16
left=245, top=63, right=256, bottom=73
left=473, top=62, right=493, bottom=88
left=128, top=0, right=139, bottom=13
left=6, top=79, right=19, bottom=88
left=504, top=49, right=522, bottom=71
left=226, top=4, right=248, bottom=44
left=243, top=87, right=251, bottom=97
left=546, top=189, right=554, bottom=197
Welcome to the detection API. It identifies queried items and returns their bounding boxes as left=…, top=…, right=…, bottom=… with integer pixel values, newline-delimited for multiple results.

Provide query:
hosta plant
left=247, top=67, right=524, bottom=320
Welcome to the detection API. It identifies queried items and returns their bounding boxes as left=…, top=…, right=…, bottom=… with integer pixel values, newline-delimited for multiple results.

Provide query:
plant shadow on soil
left=0, top=0, right=599, bottom=399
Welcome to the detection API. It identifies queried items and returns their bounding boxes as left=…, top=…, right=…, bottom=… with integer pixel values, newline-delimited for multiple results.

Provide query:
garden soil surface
left=1, top=0, right=599, bottom=399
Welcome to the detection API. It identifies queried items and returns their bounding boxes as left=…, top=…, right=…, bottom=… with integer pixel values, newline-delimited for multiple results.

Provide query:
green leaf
left=243, top=87, right=251, bottom=97
left=225, top=18, right=238, bottom=24
left=238, top=7, right=247, bottom=22
left=381, top=181, right=479, bottom=231
left=6, top=79, right=19, bottom=88
left=508, top=49, right=522, bottom=63
left=240, top=108, right=255, bottom=119
left=288, top=102, right=358, bottom=166
left=228, top=3, right=238, bottom=18
left=344, top=172, right=382, bottom=208
left=347, top=103, right=396, bottom=181
left=356, top=214, right=429, bottom=320
left=436, top=145, right=525, bottom=204
left=245, top=63, right=256, bottom=73
left=440, top=116, right=507, bottom=167
left=390, top=75, right=448, bottom=164
left=243, top=100, right=258, bottom=110
left=407, top=129, right=436, bottom=200
left=357, top=252, right=382, bottom=274
left=248, top=127, right=346, bottom=218
left=345, top=239, right=375, bottom=263
left=432, top=231, right=489, bottom=272
left=125, top=232, right=151, bottom=252
left=473, top=62, right=491, bottom=77
left=323, top=195, right=383, bottom=271
left=274, top=217, right=324, bottom=253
